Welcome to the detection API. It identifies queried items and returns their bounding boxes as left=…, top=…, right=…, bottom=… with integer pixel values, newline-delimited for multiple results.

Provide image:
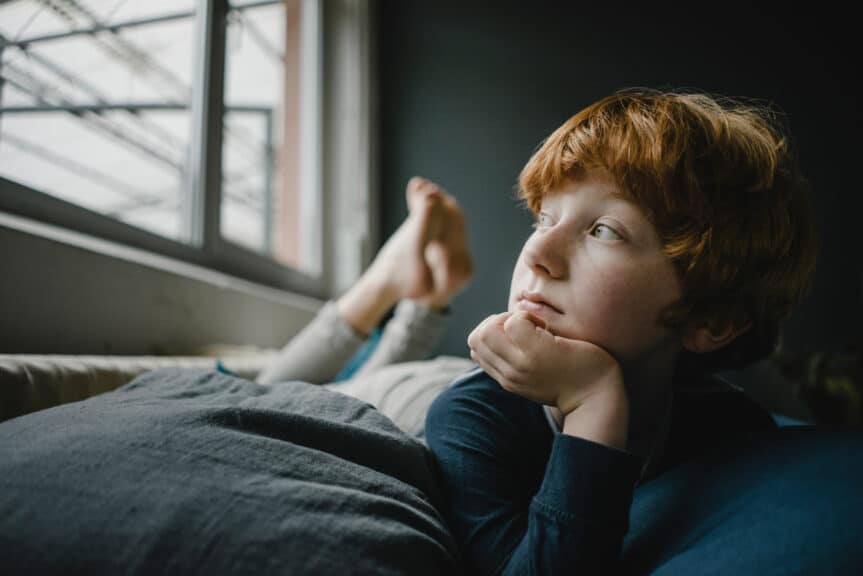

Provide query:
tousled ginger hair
left=518, top=87, right=818, bottom=373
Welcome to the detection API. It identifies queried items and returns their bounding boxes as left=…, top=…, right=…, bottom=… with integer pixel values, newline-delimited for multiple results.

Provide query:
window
left=0, top=0, right=198, bottom=242
left=0, top=0, right=328, bottom=292
left=221, top=0, right=321, bottom=272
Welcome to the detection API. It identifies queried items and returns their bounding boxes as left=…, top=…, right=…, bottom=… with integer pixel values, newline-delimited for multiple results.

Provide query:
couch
left=0, top=354, right=860, bottom=574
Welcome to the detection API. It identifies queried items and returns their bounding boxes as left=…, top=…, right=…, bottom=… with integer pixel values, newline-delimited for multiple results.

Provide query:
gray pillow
left=0, top=368, right=460, bottom=575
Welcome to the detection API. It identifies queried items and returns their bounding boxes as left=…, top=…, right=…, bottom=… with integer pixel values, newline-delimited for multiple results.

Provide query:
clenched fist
left=468, top=310, right=629, bottom=449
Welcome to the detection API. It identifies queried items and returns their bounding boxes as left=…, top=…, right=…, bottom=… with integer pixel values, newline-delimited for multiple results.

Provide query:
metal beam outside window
left=188, top=0, right=227, bottom=249
left=0, top=0, right=346, bottom=300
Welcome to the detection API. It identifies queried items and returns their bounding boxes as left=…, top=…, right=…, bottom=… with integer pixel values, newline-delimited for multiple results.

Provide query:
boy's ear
left=681, top=318, right=752, bottom=354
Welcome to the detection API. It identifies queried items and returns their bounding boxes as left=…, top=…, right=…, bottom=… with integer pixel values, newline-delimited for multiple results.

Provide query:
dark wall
left=377, top=1, right=861, bottom=416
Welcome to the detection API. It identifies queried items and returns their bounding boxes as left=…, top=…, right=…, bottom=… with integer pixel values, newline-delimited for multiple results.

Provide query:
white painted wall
left=0, top=214, right=321, bottom=355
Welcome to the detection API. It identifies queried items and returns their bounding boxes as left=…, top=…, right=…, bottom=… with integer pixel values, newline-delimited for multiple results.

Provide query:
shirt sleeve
left=255, top=300, right=366, bottom=385
left=425, top=372, right=644, bottom=576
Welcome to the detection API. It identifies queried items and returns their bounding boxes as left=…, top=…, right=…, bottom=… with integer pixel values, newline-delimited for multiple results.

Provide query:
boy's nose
left=523, top=232, right=567, bottom=279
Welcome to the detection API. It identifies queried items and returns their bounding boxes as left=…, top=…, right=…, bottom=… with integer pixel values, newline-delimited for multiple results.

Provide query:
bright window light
left=0, top=0, right=321, bottom=277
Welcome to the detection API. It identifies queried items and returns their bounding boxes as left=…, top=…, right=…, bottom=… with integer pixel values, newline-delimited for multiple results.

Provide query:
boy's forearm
left=561, top=376, right=629, bottom=451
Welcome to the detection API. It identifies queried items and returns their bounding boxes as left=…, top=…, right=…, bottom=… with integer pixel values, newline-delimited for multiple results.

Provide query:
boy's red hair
left=518, top=88, right=818, bottom=372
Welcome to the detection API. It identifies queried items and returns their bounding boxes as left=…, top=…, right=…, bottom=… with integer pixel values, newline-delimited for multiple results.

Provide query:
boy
left=258, top=87, right=816, bottom=573
left=423, top=88, right=817, bottom=574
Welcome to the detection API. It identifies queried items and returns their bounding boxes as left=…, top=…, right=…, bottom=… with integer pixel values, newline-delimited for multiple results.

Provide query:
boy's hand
left=467, top=311, right=629, bottom=448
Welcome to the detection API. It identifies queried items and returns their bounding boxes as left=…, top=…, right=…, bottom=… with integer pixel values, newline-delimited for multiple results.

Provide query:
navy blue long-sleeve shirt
left=424, top=367, right=776, bottom=575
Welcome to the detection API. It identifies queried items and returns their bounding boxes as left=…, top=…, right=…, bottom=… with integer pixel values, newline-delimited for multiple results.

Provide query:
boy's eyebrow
left=604, top=192, right=631, bottom=206
left=598, top=188, right=637, bottom=207
left=601, top=185, right=634, bottom=202
left=575, top=176, right=633, bottom=203
left=545, top=177, right=639, bottom=210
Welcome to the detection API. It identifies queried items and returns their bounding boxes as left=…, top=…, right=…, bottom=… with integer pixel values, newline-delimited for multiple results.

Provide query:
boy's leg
left=336, top=176, right=472, bottom=337
left=256, top=177, right=471, bottom=385
left=255, top=299, right=368, bottom=384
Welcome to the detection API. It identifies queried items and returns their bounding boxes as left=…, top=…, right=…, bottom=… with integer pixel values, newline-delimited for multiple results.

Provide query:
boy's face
left=507, top=169, right=683, bottom=364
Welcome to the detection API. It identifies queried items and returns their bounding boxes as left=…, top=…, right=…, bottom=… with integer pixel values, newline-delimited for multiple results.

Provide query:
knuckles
left=499, top=362, right=527, bottom=385
left=498, top=378, right=518, bottom=394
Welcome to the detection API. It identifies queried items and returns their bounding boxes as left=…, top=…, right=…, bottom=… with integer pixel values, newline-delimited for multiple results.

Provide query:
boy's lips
left=517, top=290, right=563, bottom=314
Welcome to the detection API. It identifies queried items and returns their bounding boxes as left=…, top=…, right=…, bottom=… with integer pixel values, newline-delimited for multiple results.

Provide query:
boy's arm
left=425, top=374, right=643, bottom=575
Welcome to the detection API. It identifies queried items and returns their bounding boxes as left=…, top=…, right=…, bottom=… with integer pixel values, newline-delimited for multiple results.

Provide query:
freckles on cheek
left=592, top=268, right=650, bottom=323
left=593, top=277, right=631, bottom=317
left=615, top=263, right=678, bottom=323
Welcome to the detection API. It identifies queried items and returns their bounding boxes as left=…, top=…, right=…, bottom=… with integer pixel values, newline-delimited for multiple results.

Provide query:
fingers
left=505, top=310, right=547, bottom=332
left=469, top=341, right=509, bottom=386
left=470, top=310, right=559, bottom=378
left=467, top=313, right=505, bottom=350
left=469, top=315, right=547, bottom=401
left=468, top=312, right=534, bottom=381
left=503, top=312, right=554, bottom=360
left=479, top=316, right=529, bottom=369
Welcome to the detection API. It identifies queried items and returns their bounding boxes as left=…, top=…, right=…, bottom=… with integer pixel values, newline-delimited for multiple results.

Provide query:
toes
left=407, top=176, right=427, bottom=193
left=407, top=177, right=445, bottom=213
left=406, top=176, right=430, bottom=211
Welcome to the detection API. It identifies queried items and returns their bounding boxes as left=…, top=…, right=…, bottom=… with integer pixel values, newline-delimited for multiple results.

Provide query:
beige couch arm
left=0, top=353, right=274, bottom=423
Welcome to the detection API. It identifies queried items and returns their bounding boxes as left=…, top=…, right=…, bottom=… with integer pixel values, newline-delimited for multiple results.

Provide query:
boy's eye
left=532, top=212, right=553, bottom=229
left=590, top=223, right=623, bottom=240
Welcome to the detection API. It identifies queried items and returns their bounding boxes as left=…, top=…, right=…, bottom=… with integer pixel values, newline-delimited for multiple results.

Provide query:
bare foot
left=416, top=181, right=473, bottom=309
left=367, top=176, right=472, bottom=306
left=336, top=176, right=473, bottom=336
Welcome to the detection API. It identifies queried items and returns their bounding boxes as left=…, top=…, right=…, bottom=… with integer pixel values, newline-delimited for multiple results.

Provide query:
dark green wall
left=376, top=1, right=860, bottom=418
left=378, top=0, right=863, bottom=424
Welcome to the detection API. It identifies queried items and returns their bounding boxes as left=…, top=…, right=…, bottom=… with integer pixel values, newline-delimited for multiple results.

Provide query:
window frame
left=0, top=0, right=374, bottom=300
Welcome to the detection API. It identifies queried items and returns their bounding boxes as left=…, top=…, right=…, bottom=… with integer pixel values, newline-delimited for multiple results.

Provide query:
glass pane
left=0, top=0, right=196, bottom=242
left=221, top=0, right=319, bottom=274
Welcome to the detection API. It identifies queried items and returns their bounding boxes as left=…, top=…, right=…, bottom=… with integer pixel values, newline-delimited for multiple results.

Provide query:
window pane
left=0, top=0, right=196, bottom=242
left=221, top=0, right=319, bottom=274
